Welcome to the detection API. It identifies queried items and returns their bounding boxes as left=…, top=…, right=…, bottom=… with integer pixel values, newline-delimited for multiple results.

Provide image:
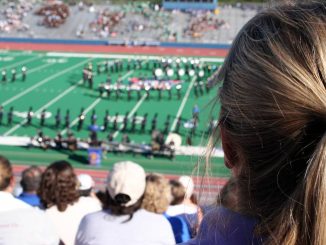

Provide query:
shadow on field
left=68, top=153, right=89, bottom=164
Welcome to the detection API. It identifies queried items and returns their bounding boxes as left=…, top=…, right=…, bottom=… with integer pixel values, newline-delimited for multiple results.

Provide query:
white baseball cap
left=178, top=175, right=194, bottom=199
left=107, top=161, right=146, bottom=207
left=78, top=174, right=94, bottom=191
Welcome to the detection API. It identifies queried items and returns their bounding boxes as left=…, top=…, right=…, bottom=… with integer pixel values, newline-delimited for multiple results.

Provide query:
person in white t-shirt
left=166, top=177, right=198, bottom=216
left=0, top=155, right=59, bottom=245
left=76, top=161, right=175, bottom=245
left=77, top=173, right=102, bottom=212
left=166, top=176, right=203, bottom=238
left=38, top=160, right=99, bottom=245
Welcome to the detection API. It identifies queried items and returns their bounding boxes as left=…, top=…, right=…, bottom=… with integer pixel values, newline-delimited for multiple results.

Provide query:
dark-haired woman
left=38, top=161, right=99, bottom=245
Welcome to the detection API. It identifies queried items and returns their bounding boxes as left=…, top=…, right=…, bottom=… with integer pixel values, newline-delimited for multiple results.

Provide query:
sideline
left=46, top=52, right=225, bottom=63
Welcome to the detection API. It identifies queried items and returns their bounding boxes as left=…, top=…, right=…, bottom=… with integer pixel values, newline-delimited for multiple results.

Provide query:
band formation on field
left=0, top=51, right=224, bottom=161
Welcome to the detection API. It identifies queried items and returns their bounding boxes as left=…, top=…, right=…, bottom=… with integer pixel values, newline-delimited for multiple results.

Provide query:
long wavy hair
left=38, top=161, right=79, bottom=212
left=210, top=2, right=326, bottom=244
left=141, top=173, right=171, bottom=214
left=0, top=155, right=12, bottom=191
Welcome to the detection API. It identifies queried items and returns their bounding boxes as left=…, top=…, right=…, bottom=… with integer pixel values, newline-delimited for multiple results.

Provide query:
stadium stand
left=0, top=0, right=258, bottom=44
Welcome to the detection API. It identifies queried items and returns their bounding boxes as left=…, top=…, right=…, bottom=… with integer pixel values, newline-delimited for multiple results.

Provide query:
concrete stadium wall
left=0, top=37, right=231, bottom=50
left=163, top=2, right=217, bottom=11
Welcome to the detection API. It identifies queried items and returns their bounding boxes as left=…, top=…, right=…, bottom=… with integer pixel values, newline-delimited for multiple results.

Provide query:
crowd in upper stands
left=0, top=0, right=32, bottom=33
left=0, top=0, right=257, bottom=43
left=0, top=155, right=205, bottom=245
left=35, top=2, right=70, bottom=28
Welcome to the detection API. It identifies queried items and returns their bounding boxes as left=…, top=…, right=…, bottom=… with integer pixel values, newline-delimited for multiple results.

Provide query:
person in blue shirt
left=17, top=166, right=42, bottom=208
left=183, top=2, right=326, bottom=245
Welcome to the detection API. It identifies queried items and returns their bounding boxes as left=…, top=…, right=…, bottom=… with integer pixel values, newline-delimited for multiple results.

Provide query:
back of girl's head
left=169, top=179, right=186, bottom=205
left=215, top=2, right=326, bottom=244
left=38, top=160, right=79, bottom=212
left=142, top=173, right=171, bottom=214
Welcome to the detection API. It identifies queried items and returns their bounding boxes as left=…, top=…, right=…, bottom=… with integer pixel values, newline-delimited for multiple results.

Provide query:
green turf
left=0, top=145, right=229, bottom=177
left=0, top=50, right=229, bottom=177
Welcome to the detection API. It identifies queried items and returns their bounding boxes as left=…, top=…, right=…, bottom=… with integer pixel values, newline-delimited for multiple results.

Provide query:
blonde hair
left=211, top=2, right=326, bottom=245
left=141, top=173, right=171, bottom=214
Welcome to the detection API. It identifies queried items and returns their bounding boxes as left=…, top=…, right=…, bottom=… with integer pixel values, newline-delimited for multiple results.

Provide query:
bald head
left=21, top=166, right=42, bottom=193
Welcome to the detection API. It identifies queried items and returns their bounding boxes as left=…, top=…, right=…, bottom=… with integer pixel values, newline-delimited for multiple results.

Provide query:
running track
left=0, top=42, right=228, bottom=57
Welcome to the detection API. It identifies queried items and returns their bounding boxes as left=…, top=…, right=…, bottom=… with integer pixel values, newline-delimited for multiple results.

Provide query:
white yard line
left=47, top=52, right=225, bottom=63
left=61, top=98, right=102, bottom=135
left=16, top=62, right=53, bottom=79
left=170, top=76, right=197, bottom=132
left=3, top=55, right=43, bottom=70
left=121, top=70, right=134, bottom=80
left=3, top=80, right=84, bottom=136
left=113, top=93, right=148, bottom=138
left=2, top=59, right=90, bottom=106
left=4, top=59, right=139, bottom=136
left=60, top=69, right=136, bottom=135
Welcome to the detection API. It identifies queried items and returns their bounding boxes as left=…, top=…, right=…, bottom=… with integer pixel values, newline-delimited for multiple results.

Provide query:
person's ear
left=220, top=127, right=238, bottom=170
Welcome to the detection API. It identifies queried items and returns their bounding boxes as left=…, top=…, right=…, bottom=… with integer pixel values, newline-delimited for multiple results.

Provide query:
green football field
left=0, top=50, right=229, bottom=177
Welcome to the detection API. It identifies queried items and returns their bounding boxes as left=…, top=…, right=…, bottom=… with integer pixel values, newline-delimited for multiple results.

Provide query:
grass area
left=0, top=145, right=229, bottom=177
left=0, top=50, right=229, bottom=177
left=0, top=51, right=220, bottom=145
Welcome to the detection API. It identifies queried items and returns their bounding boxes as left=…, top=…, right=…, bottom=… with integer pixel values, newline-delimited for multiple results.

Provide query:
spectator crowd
left=0, top=0, right=256, bottom=44
left=35, top=2, right=70, bottom=28
left=0, top=0, right=32, bottom=33
left=0, top=155, right=205, bottom=245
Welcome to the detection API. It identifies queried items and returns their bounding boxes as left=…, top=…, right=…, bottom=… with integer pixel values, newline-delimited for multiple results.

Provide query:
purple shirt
left=181, top=207, right=263, bottom=245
